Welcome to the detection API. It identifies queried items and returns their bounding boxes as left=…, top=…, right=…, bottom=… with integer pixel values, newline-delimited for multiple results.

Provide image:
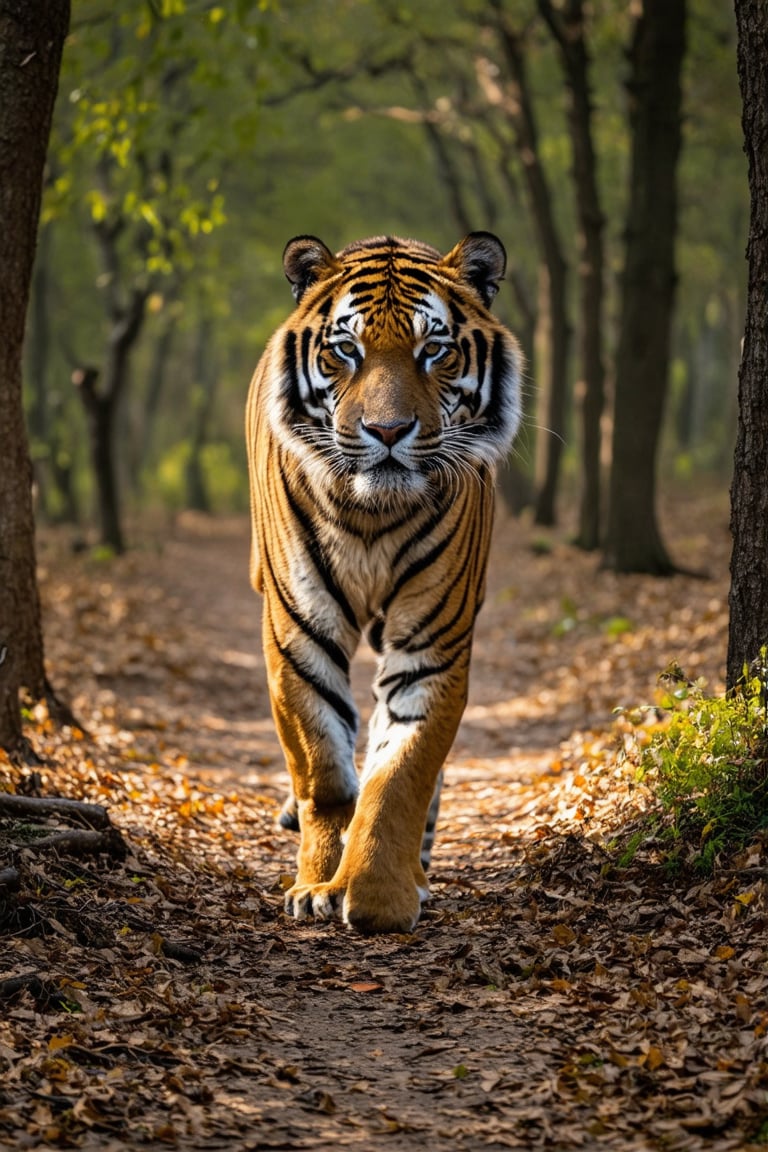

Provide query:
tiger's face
left=271, top=233, right=522, bottom=503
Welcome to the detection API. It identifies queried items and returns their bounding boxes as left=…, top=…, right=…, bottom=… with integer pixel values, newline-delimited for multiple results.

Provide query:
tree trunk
left=603, top=0, right=686, bottom=574
left=727, top=0, right=768, bottom=689
left=185, top=319, right=217, bottom=514
left=0, top=0, right=70, bottom=749
left=489, top=10, right=570, bottom=527
left=27, top=223, right=52, bottom=518
left=540, top=0, right=606, bottom=550
left=73, top=287, right=148, bottom=554
left=141, top=311, right=177, bottom=475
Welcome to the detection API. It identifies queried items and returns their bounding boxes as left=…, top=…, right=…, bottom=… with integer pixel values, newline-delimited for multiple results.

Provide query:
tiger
left=245, top=232, right=522, bottom=934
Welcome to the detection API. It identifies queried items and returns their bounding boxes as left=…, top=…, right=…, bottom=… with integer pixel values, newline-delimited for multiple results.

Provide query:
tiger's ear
left=283, top=236, right=339, bottom=304
left=442, top=231, right=506, bottom=308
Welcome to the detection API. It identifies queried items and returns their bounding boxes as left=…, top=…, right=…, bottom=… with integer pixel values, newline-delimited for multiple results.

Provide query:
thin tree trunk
left=0, top=0, right=70, bottom=748
left=455, top=123, right=536, bottom=513
left=603, top=0, right=686, bottom=574
left=185, top=319, right=217, bottom=514
left=487, top=9, right=570, bottom=527
left=483, top=129, right=538, bottom=364
left=141, top=312, right=177, bottom=475
left=540, top=0, right=606, bottom=550
left=73, top=287, right=148, bottom=554
left=727, top=0, right=768, bottom=689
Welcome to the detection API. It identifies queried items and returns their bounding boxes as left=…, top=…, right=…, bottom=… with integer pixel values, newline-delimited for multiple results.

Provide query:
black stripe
left=369, top=617, right=384, bottom=654
left=391, top=505, right=448, bottom=571
left=347, top=279, right=384, bottom=294
left=382, top=532, right=453, bottom=614
left=273, top=629, right=358, bottom=733
left=392, top=494, right=478, bottom=651
left=379, top=656, right=457, bottom=705
left=448, top=297, right=467, bottom=328
left=283, top=480, right=360, bottom=631
left=387, top=707, right=426, bottom=724
left=283, top=331, right=300, bottom=411
left=460, top=336, right=472, bottom=377
left=409, top=615, right=475, bottom=657
left=394, top=266, right=436, bottom=288
left=264, top=548, right=350, bottom=675
left=473, top=328, right=488, bottom=389
left=321, top=485, right=415, bottom=541
left=300, top=327, right=321, bottom=409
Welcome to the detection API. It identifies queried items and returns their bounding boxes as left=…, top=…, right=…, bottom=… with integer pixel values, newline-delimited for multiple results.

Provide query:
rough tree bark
left=603, top=0, right=686, bottom=574
left=539, top=0, right=606, bottom=550
left=0, top=0, right=70, bottom=749
left=727, top=0, right=768, bottom=689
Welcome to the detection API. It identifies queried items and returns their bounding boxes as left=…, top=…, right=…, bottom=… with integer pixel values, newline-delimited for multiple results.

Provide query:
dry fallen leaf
left=2, top=492, right=763, bottom=1152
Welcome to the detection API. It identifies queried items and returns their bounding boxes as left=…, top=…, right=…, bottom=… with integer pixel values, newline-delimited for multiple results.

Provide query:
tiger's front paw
left=342, top=866, right=428, bottom=934
left=284, top=869, right=426, bottom=934
left=285, top=880, right=344, bottom=922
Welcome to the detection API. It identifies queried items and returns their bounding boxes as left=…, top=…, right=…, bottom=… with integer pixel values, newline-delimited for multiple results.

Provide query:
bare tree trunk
left=73, top=284, right=148, bottom=554
left=27, top=223, right=52, bottom=518
left=603, top=0, right=686, bottom=574
left=539, top=0, right=606, bottom=550
left=185, top=319, right=217, bottom=513
left=404, top=73, right=537, bottom=514
left=0, top=0, right=70, bottom=749
left=727, top=0, right=768, bottom=689
left=141, top=311, right=177, bottom=475
left=488, top=8, right=570, bottom=527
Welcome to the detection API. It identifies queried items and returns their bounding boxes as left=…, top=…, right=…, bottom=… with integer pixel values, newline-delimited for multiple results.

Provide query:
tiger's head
left=270, top=232, right=522, bottom=503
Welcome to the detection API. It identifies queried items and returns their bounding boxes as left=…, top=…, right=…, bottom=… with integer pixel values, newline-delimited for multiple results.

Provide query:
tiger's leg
left=421, top=769, right=444, bottom=872
left=281, top=487, right=493, bottom=932
left=294, top=639, right=473, bottom=933
left=261, top=592, right=361, bottom=909
left=278, top=790, right=299, bottom=831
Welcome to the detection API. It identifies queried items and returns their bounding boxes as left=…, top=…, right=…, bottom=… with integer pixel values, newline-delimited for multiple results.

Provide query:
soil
left=2, top=486, right=767, bottom=1151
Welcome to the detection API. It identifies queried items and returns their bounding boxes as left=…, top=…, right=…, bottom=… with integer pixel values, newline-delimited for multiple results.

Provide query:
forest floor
left=2, top=483, right=767, bottom=1151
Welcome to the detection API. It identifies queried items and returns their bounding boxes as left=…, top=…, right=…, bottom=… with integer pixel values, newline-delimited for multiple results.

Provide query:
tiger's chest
left=322, top=523, right=412, bottom=626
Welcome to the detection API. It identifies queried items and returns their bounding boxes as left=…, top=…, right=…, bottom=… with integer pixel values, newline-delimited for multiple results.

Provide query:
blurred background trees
left=21, top=0, right=746, bottom=566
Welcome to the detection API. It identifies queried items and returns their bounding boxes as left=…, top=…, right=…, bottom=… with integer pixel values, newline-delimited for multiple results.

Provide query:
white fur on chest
left=324, top=529, right=404, bottom=626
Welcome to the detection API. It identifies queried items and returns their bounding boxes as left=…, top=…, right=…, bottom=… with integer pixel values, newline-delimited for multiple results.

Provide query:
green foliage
left=48, top=2, right=272, bottom=278
left=154, top=440, right=248, bottom=513
left=26, top=0, right=748, bottom=539
left=634, top=658, right=768, bottom=872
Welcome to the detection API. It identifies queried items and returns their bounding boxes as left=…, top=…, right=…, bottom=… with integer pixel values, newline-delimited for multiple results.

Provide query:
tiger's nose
left=362, top=418, right=416, bottom=447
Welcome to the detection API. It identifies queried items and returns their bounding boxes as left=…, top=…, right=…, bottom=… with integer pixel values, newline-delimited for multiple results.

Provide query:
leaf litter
left=1, top=488, right=767, bottom=1150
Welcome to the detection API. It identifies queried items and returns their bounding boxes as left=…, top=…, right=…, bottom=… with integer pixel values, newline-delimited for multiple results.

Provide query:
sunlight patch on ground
left=219, top=648, right=263, bottom=669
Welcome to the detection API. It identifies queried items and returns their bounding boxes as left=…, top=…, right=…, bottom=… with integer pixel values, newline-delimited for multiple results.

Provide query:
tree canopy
left=22, top=0, right=745, bottom=549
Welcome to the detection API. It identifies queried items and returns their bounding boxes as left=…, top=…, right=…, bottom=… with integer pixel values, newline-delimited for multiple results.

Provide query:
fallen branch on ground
left=24, top=827, right=127, bottom=859
left=0, top=793, right=110, bottom=828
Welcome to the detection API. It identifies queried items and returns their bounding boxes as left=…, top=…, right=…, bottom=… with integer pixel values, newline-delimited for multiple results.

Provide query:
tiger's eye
left=423, top=341, right=444, bottom=359
left=335, top=340, right=357, bottom=358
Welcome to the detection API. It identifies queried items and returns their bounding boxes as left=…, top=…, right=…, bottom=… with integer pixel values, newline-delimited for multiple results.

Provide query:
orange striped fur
left=246, top=233, right=522, bottom=933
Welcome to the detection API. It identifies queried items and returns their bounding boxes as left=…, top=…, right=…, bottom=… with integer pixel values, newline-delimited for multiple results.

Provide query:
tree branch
left=0, top=793, right=110, bottom=828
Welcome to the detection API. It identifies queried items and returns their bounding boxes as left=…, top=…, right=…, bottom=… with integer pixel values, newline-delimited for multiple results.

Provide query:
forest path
left=8, top=490, right=764, bottom=1151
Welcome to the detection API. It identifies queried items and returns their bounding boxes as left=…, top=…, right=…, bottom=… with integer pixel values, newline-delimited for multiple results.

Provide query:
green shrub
left=633, top=657, right=768, bottom=872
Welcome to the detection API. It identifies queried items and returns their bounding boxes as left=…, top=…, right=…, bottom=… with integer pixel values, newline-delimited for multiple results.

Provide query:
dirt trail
left=7, top=491, right=765, bottom=1151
